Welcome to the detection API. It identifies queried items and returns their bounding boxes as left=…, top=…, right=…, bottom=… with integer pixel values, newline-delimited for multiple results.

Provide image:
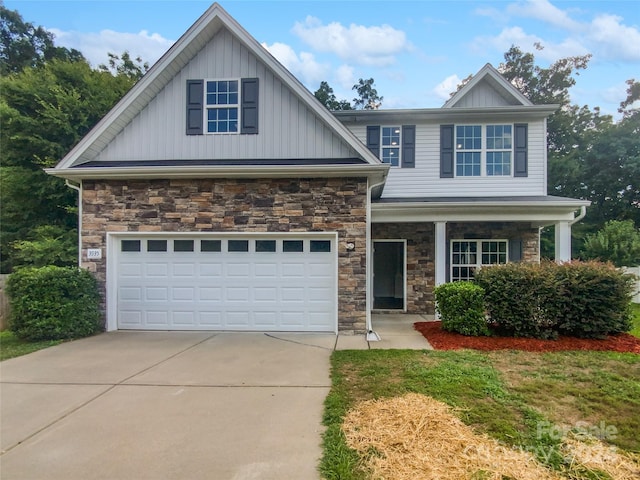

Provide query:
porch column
left=434, top=221, right=447, bottom=286
left=555, top=221, right=572, bottom=263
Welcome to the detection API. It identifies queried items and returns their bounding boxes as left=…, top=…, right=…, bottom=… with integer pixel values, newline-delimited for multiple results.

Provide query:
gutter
left=65, top=179, right=82, bottom=267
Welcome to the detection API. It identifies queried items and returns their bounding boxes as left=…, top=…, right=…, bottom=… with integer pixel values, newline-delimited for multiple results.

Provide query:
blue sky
left=6, top=0, right=640, bottom=118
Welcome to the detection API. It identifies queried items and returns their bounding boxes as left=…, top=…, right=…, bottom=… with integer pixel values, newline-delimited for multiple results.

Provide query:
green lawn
left=0, top=330, right=62, bottom=361
left=321, top=349, right=640, bottom=480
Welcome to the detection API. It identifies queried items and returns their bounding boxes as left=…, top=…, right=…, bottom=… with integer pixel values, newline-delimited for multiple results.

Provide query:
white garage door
left=113, top=235, right=337, bottom=332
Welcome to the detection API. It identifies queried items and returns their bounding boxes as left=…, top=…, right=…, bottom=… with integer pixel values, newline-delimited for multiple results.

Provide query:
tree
left=581, top=220, right=640, bottom=267
left=352, top=78, right=383, bottom=110
left=0, top=4, right=83, bottom=74
left=0, top=8, right=143, bottom=272
left=619, top=79, right=640, bottom=118
left=99, top=51, right=149, bottom=81
left=313, top=81, right=353, bottom=110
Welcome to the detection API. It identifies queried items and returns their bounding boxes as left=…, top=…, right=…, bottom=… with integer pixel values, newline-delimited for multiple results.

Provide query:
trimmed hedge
left=434, top=281, right=489, bottom=336
left=475, top=261, right=633, bottom=339
left=6, top=266, right=101, bottom=341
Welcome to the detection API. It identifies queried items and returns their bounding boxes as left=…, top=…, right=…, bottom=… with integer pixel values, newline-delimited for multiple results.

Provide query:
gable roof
left=443, top=63, right=534, bottom=108
left=50, top=3, right=384, bottom=178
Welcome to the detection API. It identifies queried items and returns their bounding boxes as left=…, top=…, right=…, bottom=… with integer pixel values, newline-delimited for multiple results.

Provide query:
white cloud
left=433, top=74, right=462, bottom=101
left=291, top=16, right=410, bottom=67
left=506, top=0, right=581, bottom=31
left=589, top=14, right=640, bottom=61
left=335, top=64, right=355, bottom=91
left=262, top=42, right=329, bottom=87
left=472, top=26, right=589, bottom=63
left=49, top=28, right=174, bottom=67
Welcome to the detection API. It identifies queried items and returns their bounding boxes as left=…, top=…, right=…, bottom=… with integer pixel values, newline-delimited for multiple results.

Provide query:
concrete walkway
left=0, top=318, right=432, bottom=480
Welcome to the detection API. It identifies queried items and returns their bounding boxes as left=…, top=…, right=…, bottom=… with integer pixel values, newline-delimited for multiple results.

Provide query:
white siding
left=347, top=118, right=547, bottom=198
left=452, top=81, right=515, bottom=108
left=93, top=28, right=358, bottom=162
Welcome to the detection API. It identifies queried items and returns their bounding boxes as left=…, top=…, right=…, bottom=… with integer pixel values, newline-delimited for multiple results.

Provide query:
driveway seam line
left=262, top=333, right=335, bottom=351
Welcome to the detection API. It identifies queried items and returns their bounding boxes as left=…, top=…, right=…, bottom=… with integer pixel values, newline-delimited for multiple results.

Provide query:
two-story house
left=47, top=3, right=589, bottom=335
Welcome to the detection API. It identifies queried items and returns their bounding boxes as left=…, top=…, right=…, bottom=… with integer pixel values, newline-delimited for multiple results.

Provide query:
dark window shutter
left=186, top=80, right=203, bottom=135
left=366, top=126, right=380, bottom=158
left=514, top=123, right=528, bottom=177
left=440, top=124, right=454, bottom=178
left=509, top=239, right=523, bottom=262
left=401, top=125, right=416, bottom=168
left=241, top=78, right=259, bottom=134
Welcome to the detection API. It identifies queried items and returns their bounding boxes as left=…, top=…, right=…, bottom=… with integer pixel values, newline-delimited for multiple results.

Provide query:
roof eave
left=334, top=105, right=559, bottom=123
left=45, top=163, right=390, bottom=182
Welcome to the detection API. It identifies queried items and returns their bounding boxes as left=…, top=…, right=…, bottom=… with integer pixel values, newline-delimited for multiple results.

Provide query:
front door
left=373, top=240, right=405, bottom=310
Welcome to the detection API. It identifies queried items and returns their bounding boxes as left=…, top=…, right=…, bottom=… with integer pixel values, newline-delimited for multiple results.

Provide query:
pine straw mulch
left=414, top=321, right=640, bottom=353
left=342, top=393, right=640, bottom=480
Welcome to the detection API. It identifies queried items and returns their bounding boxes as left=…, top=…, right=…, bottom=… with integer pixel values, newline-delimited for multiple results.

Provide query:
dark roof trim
left=74, top=158, right=367, bottom=168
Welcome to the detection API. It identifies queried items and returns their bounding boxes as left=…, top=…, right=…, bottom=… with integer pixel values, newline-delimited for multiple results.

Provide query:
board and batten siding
left=346, top=119, right=547, bottom=198
left=93, top=28, right=359, bottom=162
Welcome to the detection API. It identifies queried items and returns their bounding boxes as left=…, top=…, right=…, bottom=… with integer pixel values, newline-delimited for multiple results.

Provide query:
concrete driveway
left=0, top=331, right=337, bottom=480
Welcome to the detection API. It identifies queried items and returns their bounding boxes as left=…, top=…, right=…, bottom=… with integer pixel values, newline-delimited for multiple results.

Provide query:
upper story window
left=455, top=125, right=512, bottom=177
left=381, top=126, right=401, bottom=166
left=186, top=78, right=259, bottom=136
left=366, top=125, right=415, bottom=168
left=206, top=80, right=239, bottom=133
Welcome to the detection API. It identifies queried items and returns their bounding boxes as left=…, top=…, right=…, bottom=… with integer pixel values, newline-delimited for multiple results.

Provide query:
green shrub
left=552, top=262, right=633, bottom=338
left=434, top=281, right=489, bottom=336
left=476, top=261, right=634, bottom=339
left=476, top=262, right=560, bottom=339
left=6, top=266, right=101, bottom=341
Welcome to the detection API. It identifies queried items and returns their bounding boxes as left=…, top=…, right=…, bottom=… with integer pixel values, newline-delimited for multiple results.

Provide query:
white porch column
left=555, top=221, right=572, bottom=263
left=434, top=221, right=447, bottom=286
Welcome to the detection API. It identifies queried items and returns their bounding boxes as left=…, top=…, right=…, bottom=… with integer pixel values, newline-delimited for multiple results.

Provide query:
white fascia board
left=372, top=201, right=590, bottom=223
left=334, top=105, right=558, bottom=124
left=45, top=164, right=389, bottom=182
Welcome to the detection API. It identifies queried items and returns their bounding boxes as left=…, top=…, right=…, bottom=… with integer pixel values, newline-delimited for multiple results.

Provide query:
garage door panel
left=146, top=311, right=169, bottom=325
left=199, top=287, right=222, bottom=301
left=146, top=287, right=168, bottom=301
left=172, top=287, right=195, bottom=301
left=173, top=263, right=196, bottom=276
left=200, top=263, right=222, bottom=277
left=116, top=235, right=336, bottom=332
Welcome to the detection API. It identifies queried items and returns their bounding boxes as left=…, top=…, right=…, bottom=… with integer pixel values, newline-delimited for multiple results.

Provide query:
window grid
left=206, top=80, right=239, bottom=133
left=451, top=240, right=508, bottom=281
left=381, top=126, right=401, bottom=167
left=455, top=125, right=513, bottom=177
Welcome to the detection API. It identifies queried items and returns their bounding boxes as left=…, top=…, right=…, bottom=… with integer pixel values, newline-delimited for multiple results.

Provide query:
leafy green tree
left=619, top=79, right=640, bottom=118
left=352, top=77, right=383, bottom=110
left=10, top=225, right=78, bottom=268
left=313, top=81, right=353, bottom=110
left=0, top=4, right=83, bottom=74
left=0, top=8, right=143, bottom=272
left=581, top=220, right=640, bottom=267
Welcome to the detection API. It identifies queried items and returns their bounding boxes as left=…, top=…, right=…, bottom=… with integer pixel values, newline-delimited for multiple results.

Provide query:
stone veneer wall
left=372, top=223, right=436, bottom=315
left=81, top=177, right=368, bottom=333
left=372, top=221, right=540, bottom=316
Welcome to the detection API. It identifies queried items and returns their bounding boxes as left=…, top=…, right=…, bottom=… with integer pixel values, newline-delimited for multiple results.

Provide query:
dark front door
left=373, top=241, right=405, bottom=310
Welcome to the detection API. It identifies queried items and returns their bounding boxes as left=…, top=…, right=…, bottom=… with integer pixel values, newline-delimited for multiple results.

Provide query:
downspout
left=569, top=205, right=587, bottom=226
left=65, top=179, right=82, bottom=267
left=365, top=176, right=387, bottom=342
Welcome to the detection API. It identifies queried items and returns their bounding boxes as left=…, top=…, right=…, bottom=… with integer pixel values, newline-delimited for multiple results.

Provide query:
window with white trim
left=451, top=240, right=508, bottom=281
left=206, top=80, right=239, bottom=133
left=456, top=125, right=512, bottom=176
left=381, top=126, right=401, bottom=167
